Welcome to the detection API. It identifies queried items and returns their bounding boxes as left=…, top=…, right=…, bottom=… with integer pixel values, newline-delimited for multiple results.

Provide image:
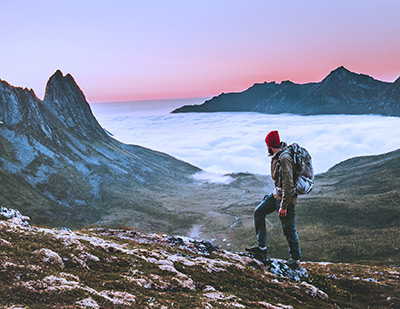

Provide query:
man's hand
left=278, top=207, right=287, bottom=217
left=273, top=188, right=281, bottom=200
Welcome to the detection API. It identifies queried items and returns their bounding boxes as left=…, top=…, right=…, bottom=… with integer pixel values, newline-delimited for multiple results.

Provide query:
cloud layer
left=92, top=103, right=400, bottom=176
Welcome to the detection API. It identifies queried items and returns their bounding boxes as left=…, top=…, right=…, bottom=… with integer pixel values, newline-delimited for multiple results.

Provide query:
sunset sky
left=1, top=0, right=399, bottom=103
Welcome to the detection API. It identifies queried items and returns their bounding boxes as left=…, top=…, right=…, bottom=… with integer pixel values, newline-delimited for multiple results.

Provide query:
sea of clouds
left=91, top=99, right=400, bottom=179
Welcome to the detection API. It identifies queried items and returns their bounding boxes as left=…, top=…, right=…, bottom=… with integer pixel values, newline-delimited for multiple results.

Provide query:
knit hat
left=265, top=130, right=280, bottom=148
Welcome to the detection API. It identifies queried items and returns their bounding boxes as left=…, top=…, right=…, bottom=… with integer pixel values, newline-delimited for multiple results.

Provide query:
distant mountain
left=172, top=66, right=400, bottom=116
left=0, top=71, right=199, bottom=229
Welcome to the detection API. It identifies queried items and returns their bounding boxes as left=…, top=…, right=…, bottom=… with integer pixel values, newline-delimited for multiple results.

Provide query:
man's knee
left=254, top=206, right=264, bottom=219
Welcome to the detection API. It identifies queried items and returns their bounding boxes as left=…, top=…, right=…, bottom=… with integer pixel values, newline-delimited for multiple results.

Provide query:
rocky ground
left=1, top=207, right=398, bottom=308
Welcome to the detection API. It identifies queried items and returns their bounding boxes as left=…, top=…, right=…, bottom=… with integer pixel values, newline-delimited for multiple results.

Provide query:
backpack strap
left=277, top=146, right=292, bottom=189
left=277, top=144, right=298, bottom=187
left=277, top=160, right=282, bottom=189
left=290, top=143, right=300, bottom=167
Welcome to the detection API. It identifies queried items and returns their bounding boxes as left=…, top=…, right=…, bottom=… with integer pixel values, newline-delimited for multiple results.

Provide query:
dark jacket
left=270, top=142, right=298, bottom=209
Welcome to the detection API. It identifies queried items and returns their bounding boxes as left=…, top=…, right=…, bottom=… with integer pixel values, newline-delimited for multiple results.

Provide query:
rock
left=266, top=259, right=308, bottom=282
left=235, top=252, right=308, bottom=281
left=300, top=282, right=329, bottom=299
left=193, top=240, right=219, bottom=255
left=75, top=297, right=100, bottom=308
left=167, top=236, right=219, bottom=256
left=167, top=235, right=186, bottom=246
left=0, top=206, right=30, bottom=226
left=34, top=248, right=64, bottom=269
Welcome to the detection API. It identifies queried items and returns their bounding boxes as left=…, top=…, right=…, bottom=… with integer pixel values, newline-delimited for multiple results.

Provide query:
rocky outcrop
left=172, top=66, right=400, bottom=116
left=0, top=71, right=199, bottom=229
left=0, top=206, right=30, bottom=226
left=43, top=70, right=108, bottom=141
left=1, top=209, right=398, bottom=308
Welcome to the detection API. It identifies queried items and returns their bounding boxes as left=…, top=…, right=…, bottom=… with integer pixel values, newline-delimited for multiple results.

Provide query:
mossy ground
left=1, top=219, right=398, bottom=308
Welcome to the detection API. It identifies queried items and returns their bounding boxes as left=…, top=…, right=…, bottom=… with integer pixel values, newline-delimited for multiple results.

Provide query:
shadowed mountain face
left=0, top=71, right=200, bottom=229
left=173, top=66, right=400, bottom=116
left=0, top=71, right=273, bottom=243
left=295, top=148, right=400, bottom=263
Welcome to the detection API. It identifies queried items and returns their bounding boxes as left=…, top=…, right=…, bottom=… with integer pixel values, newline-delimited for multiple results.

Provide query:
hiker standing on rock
left=246, top=130, right=313, bottom=269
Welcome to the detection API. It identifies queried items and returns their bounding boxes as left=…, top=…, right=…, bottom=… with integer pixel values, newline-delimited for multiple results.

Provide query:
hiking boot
left=287, top=258, right=300, bottom=269
left=245, top=246, right=267, bottom=256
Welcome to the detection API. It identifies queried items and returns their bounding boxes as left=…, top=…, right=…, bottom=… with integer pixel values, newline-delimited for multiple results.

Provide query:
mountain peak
left=326, top=66, right=353, bottom=79
left=42, top=70, right=107, bottom=140
left=51, top=69, right=63, bottom=79
left=44, top=70, right=83, bottom=100
left=333, top=65, right=349, bottom=72
left=320, top=66, right=374, bottom=86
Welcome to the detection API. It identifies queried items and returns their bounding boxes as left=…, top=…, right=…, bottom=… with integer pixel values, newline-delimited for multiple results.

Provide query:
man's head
left=265, top=130, right=280, bottom=156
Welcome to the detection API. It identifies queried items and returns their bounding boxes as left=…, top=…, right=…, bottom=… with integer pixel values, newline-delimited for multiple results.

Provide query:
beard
left=268, top=147, right=274, bottom=156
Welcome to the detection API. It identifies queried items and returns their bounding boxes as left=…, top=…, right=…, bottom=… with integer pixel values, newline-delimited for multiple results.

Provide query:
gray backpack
left=279, top=143, right=314, bottom=195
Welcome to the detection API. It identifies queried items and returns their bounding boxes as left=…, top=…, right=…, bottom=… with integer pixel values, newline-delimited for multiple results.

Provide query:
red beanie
left=265, top=130, right=280, bottom=148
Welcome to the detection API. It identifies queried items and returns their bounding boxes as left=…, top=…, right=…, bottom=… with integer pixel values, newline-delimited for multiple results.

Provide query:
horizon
left=1, top=1, right=400, bottom=103
left=3, top=65, right=399, bottom=106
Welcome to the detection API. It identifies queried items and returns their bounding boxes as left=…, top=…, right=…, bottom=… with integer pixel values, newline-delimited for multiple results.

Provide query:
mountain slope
left=208, top=149, right=400, bottom=264
left=172, top=66, right=400, bottom=116
left=1, top=212, right=398, bottom=308
left=0, top=71, right=275, bottom=245
left=294, top=148, right=400, bottom=263
left=0, top=71, right=199, bottom=229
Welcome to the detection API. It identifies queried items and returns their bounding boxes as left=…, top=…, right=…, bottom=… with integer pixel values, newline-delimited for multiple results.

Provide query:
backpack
left=279, top=143, right=314, bottom=195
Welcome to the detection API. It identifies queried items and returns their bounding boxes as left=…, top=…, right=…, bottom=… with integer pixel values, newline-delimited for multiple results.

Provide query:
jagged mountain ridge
left=0, top=70, right=275, bottom=251
left=172, top=66, right=400, bottom=116
left=1, top=211, right=398, bottom=308
left=43, top=70, right=108, bottom=141
left=0, top=71, right=200, bottom=229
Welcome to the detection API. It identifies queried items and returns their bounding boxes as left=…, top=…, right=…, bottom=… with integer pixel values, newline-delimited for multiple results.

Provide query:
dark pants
left=254, top=193, right=301, bottom=260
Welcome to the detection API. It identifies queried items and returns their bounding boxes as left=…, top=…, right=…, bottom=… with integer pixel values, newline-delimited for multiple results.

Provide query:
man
left=246, top=130, right=301, bottom=269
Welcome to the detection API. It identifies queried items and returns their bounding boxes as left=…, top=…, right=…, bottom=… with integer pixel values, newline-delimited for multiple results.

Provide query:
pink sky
left=1, top=1, right=399, bottom=103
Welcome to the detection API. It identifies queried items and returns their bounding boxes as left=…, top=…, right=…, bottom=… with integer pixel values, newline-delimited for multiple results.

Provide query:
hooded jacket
left=270, top=142, right=298, bottom=209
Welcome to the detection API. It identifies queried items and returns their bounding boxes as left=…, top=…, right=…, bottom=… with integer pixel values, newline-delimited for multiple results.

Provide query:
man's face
left=268, top=146, right=274, bottom=156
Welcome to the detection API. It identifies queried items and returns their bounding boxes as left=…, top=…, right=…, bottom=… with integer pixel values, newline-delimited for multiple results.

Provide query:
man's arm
left=279, top=152, right=296, bottom=217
